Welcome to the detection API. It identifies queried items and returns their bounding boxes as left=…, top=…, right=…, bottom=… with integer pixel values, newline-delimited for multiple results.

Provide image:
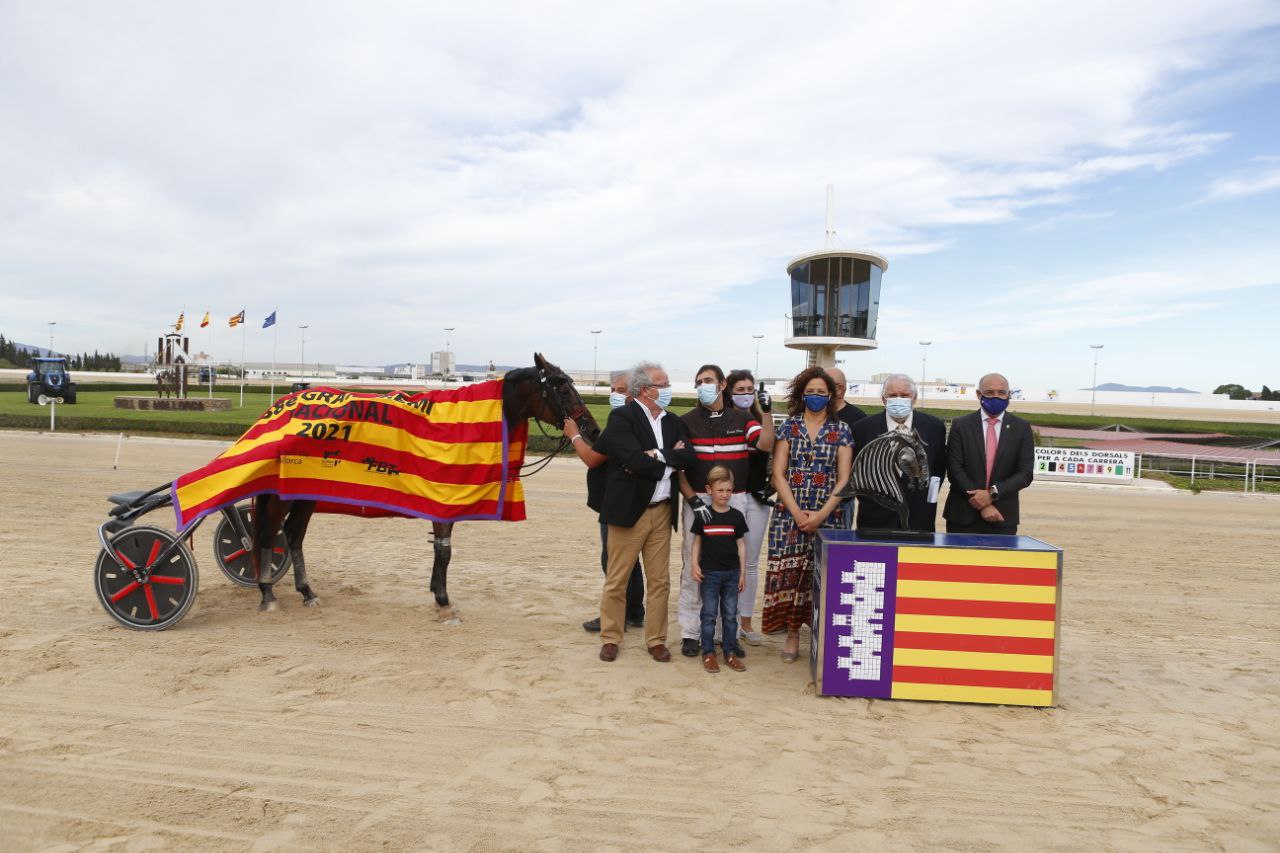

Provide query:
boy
left=691, top=465, right=750, bottom=673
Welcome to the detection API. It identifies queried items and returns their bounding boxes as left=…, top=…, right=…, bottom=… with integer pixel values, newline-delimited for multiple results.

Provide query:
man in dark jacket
left=943, top=373, right=1035, bottom=535
left=852, top=373, right=946, bottom=532
left=598, top=361, right=697, bottom=663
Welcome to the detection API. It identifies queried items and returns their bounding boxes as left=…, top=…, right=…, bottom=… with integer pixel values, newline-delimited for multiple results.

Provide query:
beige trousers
left=600, top=504, right=672, bottom=647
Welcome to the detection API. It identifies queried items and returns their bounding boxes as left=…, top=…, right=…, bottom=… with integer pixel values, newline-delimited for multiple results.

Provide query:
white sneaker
left=738, top=628, right=764, bottom=646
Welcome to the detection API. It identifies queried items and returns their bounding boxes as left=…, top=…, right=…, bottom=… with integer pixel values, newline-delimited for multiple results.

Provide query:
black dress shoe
left=582, top=617, right=601, bottom=633
left=681, top=638, right=700, bottom=657
left=626, top=615, right=645, bottom=628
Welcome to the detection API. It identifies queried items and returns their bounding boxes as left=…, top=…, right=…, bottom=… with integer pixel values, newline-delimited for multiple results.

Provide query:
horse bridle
left=520, top=367, right=593, bottom=476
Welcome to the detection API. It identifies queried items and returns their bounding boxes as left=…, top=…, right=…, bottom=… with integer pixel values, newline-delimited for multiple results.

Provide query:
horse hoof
left=304, top=597, right=320, bottom=608
left=259, top=601, right=279, bottom=612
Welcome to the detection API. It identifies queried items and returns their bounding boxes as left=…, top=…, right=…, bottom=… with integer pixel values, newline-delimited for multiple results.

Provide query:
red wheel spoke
left=110, top=581, right=140, bottom=603
left=272, top=547, right=285, bottom=554
left=144, top=585, right=159, bottom=620
left=225, top=548, right=248, bottom=561
left=149, top=575, right=186, bottom=585
left=144, top=540, right=163, bottom=568
left=114, top=550, right=138, bottom=570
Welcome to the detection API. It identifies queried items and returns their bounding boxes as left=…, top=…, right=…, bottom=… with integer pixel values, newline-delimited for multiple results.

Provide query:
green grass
left=1139, top=470, right=1279, bottom=494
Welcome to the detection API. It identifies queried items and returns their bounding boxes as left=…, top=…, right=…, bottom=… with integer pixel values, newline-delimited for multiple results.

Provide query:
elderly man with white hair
left=850, top=373, right=948, bottom=532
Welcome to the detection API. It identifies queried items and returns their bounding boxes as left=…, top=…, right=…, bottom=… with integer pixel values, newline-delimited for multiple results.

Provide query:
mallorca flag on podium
left=228, top=309, right=245, bottom=328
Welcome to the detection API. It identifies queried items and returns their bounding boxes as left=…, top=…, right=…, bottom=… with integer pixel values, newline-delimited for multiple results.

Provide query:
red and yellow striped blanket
left=172, top=382, right=527, bottom=531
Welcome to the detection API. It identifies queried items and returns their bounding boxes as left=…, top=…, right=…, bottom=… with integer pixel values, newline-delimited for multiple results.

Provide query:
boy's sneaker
left=724, top=653, right=746, bottom=672
left=702, top=653, right=720, bottom=673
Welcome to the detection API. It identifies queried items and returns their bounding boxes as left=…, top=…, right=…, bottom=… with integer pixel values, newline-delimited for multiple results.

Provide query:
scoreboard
left=812, top=531, right=1063, bottom=706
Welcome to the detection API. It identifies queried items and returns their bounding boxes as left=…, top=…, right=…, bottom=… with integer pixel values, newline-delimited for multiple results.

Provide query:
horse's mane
left=853, top=431, right=909, bottom=513
left=501, top=366, right=539, bottom=426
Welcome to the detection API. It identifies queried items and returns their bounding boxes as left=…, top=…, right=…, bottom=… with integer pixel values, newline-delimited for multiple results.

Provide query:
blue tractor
left=26, top=357, right=77, bottom=404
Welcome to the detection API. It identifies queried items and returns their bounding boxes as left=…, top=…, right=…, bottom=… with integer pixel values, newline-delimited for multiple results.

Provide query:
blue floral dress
left=762, top=414, right=852, bottom=633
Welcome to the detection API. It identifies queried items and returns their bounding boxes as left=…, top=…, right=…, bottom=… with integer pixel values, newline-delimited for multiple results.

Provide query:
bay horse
left=247, top=353, right=599, bottom=621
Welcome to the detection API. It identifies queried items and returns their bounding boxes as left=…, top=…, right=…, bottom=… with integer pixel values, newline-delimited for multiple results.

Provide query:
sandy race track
left=1, top=431, right=1277, bottom=851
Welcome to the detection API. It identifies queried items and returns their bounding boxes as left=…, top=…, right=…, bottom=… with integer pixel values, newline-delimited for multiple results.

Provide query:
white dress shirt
left=643, top=404, right=674, bottom=502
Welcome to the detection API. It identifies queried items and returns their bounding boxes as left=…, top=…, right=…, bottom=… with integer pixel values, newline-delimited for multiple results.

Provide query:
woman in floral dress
left=763, top=366, right=853, bottom=661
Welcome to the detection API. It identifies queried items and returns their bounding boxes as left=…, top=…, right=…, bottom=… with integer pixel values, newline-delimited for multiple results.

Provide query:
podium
left=811, top=531, right=1063, bottom=706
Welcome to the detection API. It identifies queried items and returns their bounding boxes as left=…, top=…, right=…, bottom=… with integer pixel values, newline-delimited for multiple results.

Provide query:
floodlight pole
left=47, top=321, right=56, bottom=355
left=444, top=327, right=455, bottom=379
left=1090, top=344, right=1104, bottom=415
left=299, top=325, right=310, bottom=382
left=753, top=334, right=764, bottom=377
left=919, top=341, right=931, bottom=402
left=590, top=330, right=602, bottom=391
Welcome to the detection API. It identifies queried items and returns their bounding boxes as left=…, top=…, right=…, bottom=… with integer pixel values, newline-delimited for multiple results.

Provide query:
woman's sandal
left=780, top=638, right=800, bottom=663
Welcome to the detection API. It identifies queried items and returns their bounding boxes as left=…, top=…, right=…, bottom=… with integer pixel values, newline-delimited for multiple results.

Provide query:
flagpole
left=239, top=317, right=246, bottom=408
left=207, top=310, right=213, bottom=398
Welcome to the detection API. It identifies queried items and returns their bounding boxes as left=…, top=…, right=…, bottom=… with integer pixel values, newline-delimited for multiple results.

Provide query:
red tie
left=985, top=416, right=999, bottom=487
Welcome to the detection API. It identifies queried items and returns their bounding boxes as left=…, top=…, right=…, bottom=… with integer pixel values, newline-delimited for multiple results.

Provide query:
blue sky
left=1, top=2, right=1278, bottom=392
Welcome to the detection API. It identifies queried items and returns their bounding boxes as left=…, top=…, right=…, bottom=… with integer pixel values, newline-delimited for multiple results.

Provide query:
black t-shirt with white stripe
left=691, top=506, right=748, bottom=572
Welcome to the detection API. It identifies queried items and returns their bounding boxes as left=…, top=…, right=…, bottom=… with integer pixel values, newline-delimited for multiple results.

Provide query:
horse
left=246, top=353, right=599, bottom=622
left=844, top=428, right=930, bottom=529
left=155, top=369, right=175, bottom=398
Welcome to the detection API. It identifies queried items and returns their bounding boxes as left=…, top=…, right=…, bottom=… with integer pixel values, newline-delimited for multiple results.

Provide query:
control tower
left=784, top=187, right=888, bottom=368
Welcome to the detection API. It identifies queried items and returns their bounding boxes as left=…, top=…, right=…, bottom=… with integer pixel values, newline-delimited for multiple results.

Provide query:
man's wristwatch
left=989, top=484, right=1000, bottom=502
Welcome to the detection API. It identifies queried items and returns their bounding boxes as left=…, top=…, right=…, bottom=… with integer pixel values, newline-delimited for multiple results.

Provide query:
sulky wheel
left=212, top=504, right=291, bottom=588
left=94, top=525, right=198, bottom=631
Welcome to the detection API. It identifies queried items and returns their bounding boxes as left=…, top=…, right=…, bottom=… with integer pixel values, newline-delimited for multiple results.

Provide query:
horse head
left=508, top=353, right=601, bottom=442
left=893, top=428, right=930, bottom=493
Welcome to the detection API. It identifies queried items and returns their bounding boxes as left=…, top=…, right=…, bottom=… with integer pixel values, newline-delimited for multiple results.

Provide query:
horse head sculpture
left=848, top=428, right=930, bottom=529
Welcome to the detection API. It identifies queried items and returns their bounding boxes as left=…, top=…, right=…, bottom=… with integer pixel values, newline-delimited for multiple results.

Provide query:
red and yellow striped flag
left=890, top=546, right=1057, bottom=705
left=172, top=381, right=527, bottom=531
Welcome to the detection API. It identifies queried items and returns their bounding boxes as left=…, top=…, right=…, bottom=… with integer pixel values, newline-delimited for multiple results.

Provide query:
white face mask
left=731, top=393, right=754, bottom=409
left=885, top=397, right=913, bottom=420
left=609, top=391, right=627, bottom=409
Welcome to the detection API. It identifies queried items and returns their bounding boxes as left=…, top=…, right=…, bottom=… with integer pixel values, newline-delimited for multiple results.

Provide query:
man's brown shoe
left=648, top=644, right=672, bottom=662
left=702, top=653, right=720, bottom=673
left=599, top=643, right=619, bottom=662
left=724, top=653, right=746, bottom=672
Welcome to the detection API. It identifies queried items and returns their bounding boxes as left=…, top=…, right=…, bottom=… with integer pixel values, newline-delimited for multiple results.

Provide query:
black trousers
left=600, top=522, right=645, bottom=621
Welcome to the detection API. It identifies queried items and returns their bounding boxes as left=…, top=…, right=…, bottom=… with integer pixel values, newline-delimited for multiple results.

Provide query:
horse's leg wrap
left=291, top=547, right=318, bottom=606
left=257, top=547, right=278, bottom=612
left=430, top=536, right=452, bottom=608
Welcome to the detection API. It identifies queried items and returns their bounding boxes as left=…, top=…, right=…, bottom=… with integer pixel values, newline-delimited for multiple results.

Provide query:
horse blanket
left=172, top=381, right=527, bottom=531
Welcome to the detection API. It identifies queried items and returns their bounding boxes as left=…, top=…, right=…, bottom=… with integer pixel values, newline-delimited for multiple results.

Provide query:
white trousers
left=739, top=495, right=771, bottom=623
left=678, top=491, right=751, bottom=641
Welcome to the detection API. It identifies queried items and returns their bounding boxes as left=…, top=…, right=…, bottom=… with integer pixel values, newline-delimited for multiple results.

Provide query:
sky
left=1, top=1, right=1278, bottom=392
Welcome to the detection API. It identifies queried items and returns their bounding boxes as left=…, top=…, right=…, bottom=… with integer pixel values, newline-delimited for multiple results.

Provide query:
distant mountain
left=1085, top=382, right=1199, bottom=394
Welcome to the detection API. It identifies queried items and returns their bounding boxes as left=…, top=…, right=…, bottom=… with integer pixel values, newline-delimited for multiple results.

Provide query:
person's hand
left=688, top=495, right=713, bottom=525
left=692, top=563, right=703, bottom=582
left=967, top=489, right=993, bottom=510
left=672, top=439, right=686, bottom=449
left=796, top=511, right=821, bottom=534
left=757, top=387, right=772, bottom=413
left=563, top=418, right=579, bottom=438
left=645, top=449, right=660, bottom=459
left=738, top=573, right=746, bottom=593
left=980, top=504, right=1005, bottom=524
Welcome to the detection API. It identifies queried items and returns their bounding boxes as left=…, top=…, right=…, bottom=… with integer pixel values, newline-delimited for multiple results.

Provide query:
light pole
left=1090, top=344, right=1104, bottom=416
left=444, top=327, right=455, bottom=378
left=752, top=334, right=764, bottom=377
left=47, top=322, right=56, bottom=356
left=590, top=330, right=602, bottom=391
left=299, top=325, right=310, bottom=381
left=919, top=341, right=931, bottom=401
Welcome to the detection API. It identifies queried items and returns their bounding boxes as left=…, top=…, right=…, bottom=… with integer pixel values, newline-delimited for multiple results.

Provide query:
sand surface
left=1, top=431, right=1276, bottom=851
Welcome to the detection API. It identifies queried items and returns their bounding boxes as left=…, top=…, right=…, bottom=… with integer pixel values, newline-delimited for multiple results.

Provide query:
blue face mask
left=655, top=387, right=673, bottom=410
left=885, top=397, right=913, bottom=420
left=980, top=395, right=1010, bottom=416
left=803, top=394, right=829, bottom=413
left=696, top=383, right=720, bottom=406
left=609, top=391, right=627, bottom=409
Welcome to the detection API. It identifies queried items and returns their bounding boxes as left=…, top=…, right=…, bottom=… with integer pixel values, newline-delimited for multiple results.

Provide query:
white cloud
left=1202, top=158, right=1280, bottom=201
left=0, top=0, right=1278, bottom=381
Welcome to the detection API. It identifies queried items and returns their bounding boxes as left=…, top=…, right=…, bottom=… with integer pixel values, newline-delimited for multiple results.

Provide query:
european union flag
left=263, top=310, right=277, bottom=329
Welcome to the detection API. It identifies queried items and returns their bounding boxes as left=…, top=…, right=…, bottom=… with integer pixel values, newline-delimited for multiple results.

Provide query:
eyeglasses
left=979, top=390, right=1010, bottom=399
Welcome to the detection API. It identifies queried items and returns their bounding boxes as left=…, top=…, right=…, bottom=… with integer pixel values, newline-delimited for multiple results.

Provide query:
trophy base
left=858, top=528, right=935, bottom=543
